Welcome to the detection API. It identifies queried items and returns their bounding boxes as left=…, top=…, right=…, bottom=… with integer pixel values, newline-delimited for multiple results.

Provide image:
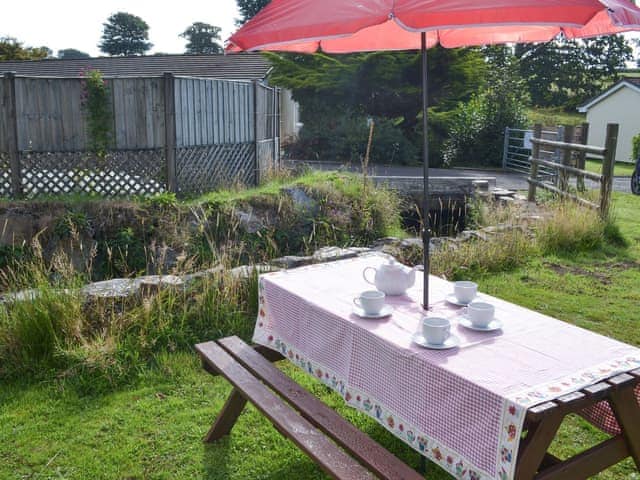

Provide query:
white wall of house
left=280, top=88, right=301, bottom=144
left=582, top=85, right=640, bottom=163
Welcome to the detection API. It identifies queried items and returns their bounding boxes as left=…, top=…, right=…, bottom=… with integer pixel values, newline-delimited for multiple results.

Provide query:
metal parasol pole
left=421, top=32, right=430, bottom=310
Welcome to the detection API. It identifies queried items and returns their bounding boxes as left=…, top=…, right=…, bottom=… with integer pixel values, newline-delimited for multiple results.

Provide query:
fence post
left=502, top=127, right=509, bottom=170
left=163, top=72, right=177, bottom=193
left=253, top=80, right=260, bottom=185
left=576, top=122, right=589, bottom=192
left=559, top=125, right=574, bottom=193
left=527, top=124, right=543, bottom=202
left=4, top=72, right=22, bottom=199
left=600, top=123, right=618, bottom=218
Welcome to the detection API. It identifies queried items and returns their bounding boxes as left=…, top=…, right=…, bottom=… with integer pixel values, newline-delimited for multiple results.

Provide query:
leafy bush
left=81, top=69, right=113, bottom=157
left=632, top=132, right=640, bottom=161
left=443, top=63, right=529, bottom=167
left=289, top=114, right=419, bottom=165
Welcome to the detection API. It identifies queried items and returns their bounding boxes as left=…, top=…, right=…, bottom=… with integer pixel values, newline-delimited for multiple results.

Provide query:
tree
left=516, top=35, right=632, bottom=109
left=58, top=48, right=90, bottom=59
left=0, top=37, right=50, bottom=61
left=268, top=48, right=487, bottom=164
left=99, top=12, right=152, bottom=56
left=236, top=0, right=270, bottom=24
left=181, top=22, right=223, bottom=54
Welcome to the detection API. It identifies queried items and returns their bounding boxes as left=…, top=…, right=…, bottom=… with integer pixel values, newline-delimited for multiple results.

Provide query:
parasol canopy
left=227, top=0, right=640, bottom=53
left=227, top=0, right=640, bottom=309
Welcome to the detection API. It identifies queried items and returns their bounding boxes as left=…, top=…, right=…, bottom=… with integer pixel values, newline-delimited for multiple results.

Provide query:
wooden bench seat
left=196, top=336, right=424, bottom=480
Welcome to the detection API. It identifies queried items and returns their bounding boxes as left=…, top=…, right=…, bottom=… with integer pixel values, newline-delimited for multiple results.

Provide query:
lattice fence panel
left=19, top=149, right=166, bottom=198
left=0, top=153, right=12, bottom=198
left=176, top=143, right=255, bottom=194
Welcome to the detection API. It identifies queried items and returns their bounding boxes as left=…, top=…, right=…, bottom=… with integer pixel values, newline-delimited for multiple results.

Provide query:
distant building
left=577, top=78, right=640, bottom=163
left=0, top=53, right=301, bottom=142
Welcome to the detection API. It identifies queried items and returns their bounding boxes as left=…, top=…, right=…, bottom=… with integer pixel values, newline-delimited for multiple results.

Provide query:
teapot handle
left=362, top=267, right=377, bottom=286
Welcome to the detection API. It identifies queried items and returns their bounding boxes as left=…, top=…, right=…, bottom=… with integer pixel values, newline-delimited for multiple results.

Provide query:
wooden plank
left=217, top=80, right=224, bottom=144
left=526, top=179, right=599, bottom=210
left=530, top=138, right=606, bottom=157
left=576, top=122, right=589, bottom=191
left=600, top=123, right=618, bottom=218
left=530, top=157, right=603, bottom=182
left=527, top=124, right=542, bottom=202
left=516, top=412, right=564, bottom=479
left=526, top=402, right=559, bottom=423
left=163, top=73, right=176, bottom=192
left=607, top=373, right=636, bottom=389
left=189, top=78, right=197, bottom=146
left=203, top=387, right=248, bottom=442
left=218, top=336, right=423, bottom=480
left=3, top=73, right=21, bottom=197
left=534, top=436, right=628, bottom=480
left=558, top=125, right=574, bottom=192
left=582, top=382, right=612, bottom=397
left=195, top=341, right=375, bottom=480
left=608, top=386, right=640, bottom=469
left=555, top=391, right=585, bottom=405
left=144, top=78, right=155, bottom=147
left=112, top=79, right=126, bottom=149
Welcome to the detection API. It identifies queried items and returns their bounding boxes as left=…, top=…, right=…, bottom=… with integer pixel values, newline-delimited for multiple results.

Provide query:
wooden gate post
left=502, top=127, right=510, bottom=170
left=527, top=124, right=543, bottom=202
left=4, top=72, right=22, bottom=199
left=576, top=122, right=589, bottom=192
left=559, top=125, right=574, bottom=193
left=600, top=123, right=618, bottom=218
left=163, top=72, right=177, bottom=193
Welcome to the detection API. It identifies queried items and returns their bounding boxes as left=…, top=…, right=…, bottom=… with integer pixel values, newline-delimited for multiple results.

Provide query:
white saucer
left=411, top=332, right=460, bottom=350
left=456, top=316, right=503, bottom=332
left=445, top=294, right=476, bottom=306
left=352, top=305, right=393, bottom=319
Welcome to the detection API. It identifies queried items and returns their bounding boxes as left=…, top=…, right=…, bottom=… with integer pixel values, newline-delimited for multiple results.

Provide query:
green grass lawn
left=585, top=159, right=636, bottom=177
left=2, top=193, right=640, bottom=479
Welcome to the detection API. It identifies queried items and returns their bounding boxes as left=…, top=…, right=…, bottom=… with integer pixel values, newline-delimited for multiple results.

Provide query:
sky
left=1, top=0, right=240, bottom=57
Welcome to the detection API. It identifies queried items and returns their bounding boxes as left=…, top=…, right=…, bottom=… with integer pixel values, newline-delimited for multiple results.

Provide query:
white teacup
left=454, top=281, right=478, bottom=304
left=353, top=290, right=385, bottom=315
left=464, top=301, right=495, bottom=328
left=422, top=317, right=451, bottom=345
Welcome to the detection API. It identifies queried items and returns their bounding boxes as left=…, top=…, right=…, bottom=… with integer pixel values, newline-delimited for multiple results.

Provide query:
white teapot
left=363, top=259, right=417, bottom=296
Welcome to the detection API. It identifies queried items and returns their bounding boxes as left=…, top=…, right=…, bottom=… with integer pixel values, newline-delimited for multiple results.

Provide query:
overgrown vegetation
left=0, top=172, right=401, bottom=391
left=81, top=69, right=113, bottom=157
left=0, top=171, right=400, bottom=284
left=632, top=132, right=640, bottom=161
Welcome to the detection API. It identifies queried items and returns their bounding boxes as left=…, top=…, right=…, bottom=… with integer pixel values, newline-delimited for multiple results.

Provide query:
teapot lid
left=382, top=258, right=402, bottom=269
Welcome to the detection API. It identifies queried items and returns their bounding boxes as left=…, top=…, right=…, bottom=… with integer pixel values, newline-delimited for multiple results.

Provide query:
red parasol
left=227, top=0, right=640, bottom=309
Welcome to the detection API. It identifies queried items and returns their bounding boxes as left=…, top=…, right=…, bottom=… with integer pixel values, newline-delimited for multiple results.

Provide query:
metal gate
left=255, top=83, right=281, bottom=182
left=502, top=127, right=560, bottom=177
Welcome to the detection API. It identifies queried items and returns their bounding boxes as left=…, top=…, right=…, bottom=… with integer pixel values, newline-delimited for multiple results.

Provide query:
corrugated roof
left=0, top=53, right=272, bottom=80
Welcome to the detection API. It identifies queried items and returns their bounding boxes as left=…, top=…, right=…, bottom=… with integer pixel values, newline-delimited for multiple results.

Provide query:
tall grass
left=535, top=201, right=622, bottom=253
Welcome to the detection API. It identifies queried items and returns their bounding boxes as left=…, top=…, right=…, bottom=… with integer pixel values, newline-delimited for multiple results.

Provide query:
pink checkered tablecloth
left=252, top=254, right=640, bottom=480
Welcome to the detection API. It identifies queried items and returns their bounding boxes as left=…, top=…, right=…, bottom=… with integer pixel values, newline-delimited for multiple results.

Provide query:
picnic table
left=197, top=254, right=640, bottom=479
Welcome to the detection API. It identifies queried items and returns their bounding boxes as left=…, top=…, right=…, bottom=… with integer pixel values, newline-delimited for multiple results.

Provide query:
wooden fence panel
left=14, top=77, right=87, bottom=151
left=0, top=78, right=7, bottom=153
left=174, top=77, right=254, bottom=147
left=0, top=74, right=279, bottom=197
left=111, top=77, right=165, bottom=149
